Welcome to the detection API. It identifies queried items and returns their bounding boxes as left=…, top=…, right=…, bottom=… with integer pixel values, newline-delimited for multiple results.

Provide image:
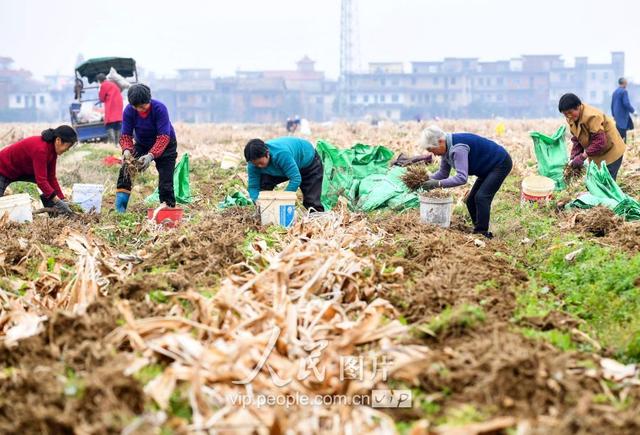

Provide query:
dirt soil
left=571, top=206, right=622, bottom=237
left=0, top=301, right=145, bottom=434
left=371, top=210, right=640, bottom=434
left=371, top=211, right=527, bottom=323
left=128, top=207, right=261, bottom=293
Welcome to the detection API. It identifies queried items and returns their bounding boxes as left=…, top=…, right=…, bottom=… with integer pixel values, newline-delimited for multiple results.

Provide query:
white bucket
left=419, top=195, right=454, bottom=228
left=521, top=175, right=555, bottom=204
left=257, top=191, right=296, bottom=227
left=72, top=183, right=105, bottom=213
left=0, top=193, right=33, bottom=223
left=220, top=152, right=242, bottom=170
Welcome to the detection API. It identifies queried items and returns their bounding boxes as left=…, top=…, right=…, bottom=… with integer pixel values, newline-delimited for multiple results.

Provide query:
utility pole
left=339, top=0, right=358, bottom=119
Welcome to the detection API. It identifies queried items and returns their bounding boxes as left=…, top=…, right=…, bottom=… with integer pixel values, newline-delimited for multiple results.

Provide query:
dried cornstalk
left=110, top=206, right=429, bottom=433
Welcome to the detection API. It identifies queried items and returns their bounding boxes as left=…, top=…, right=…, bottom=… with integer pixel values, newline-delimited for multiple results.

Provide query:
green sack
left=356, top=166, right=418, bottom=211
left=218, top=191, right=252, bottom=210
left=145, top=153, right=192, bottom=205
left=317, top=140, right=395, bottom=210
left=530, top=126, right=568, bottom=190
left=567, top=161, right=640, bottom=220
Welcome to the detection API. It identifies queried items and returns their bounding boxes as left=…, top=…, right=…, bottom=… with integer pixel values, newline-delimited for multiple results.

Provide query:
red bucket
left=147, top=207, right=183, bottom=228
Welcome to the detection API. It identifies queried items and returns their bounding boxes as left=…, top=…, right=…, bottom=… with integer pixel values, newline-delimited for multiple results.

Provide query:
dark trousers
left=260, top=153, right=324, bottom=212
left=617, top=127, right=628, bottom=143
left=0, top=174, right=56, bottom=207
left=106, top=122, right=122, bottom=145
left=465, top=154, right=513, bottom=233
left=0, top=174, right=39, bottom=196
left=607, top=156, right=623, bottom=181
left=0, top=175, right=12, bottom=197
left=116, top=140, right=177, bottom=207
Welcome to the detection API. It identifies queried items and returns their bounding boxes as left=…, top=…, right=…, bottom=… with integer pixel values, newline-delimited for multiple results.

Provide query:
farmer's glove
left=138, top=153, right=154, bottom=172
left=570, top=153, right=587, bottom=169
left=422, top=179, right=441, bottom=191
left=123, top=149, right=132, bottom=160
left=53, top=199, right=73, bottom=216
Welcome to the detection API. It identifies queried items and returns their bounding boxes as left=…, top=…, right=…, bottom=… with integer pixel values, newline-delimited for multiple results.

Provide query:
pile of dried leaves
left=108, top=206, right=429, bottom=433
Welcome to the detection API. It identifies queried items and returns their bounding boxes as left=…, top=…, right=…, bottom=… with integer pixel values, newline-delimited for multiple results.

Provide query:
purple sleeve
left=154, top=103, right=172, bottom=137
left=439, top=148, right=469, bottom=188
left=585, top=132, right=607, bottom=156
left=121, top=106, right=135, bottom=136
left=430, top=158, right=451, bottom=180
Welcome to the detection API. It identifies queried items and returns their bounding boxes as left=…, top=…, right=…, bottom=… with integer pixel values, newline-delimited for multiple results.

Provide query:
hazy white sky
left=1, top=0, right=639, bottom=80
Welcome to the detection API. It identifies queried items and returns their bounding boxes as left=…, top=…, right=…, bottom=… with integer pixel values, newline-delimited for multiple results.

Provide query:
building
left=149, top=56, right=334, bottom=123
left=345, top=52, right=629, bottom=120
left=0, top=52, right=635, bottom=123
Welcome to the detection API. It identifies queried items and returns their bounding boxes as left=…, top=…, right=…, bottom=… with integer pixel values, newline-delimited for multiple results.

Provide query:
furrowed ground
left=1, top=121, right=639, bottom=434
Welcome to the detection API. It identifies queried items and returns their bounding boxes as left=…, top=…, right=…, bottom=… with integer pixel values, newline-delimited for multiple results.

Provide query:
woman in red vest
left=0, top=125, right=77, bottom=215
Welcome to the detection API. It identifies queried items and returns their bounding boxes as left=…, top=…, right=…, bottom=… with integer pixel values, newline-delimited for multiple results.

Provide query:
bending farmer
left=96, top=73, right=124, bottom=145
left=558, top=93, right=625, bottom=180
left=418, top=125, right=512, bottom=239
left=115, top=84, right=178, bottom=212
left=0, top=126, right=77, bottom=215
left=244, top=137, right=324, bottom=212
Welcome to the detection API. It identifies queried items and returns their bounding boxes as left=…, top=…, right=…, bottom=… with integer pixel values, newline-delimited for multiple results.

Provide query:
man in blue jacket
left=245, top=137, right=324, bottom=212
left=611, top=77, right=636, bottom=142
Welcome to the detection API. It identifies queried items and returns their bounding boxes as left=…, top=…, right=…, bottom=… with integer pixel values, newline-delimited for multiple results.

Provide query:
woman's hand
left=53, top=198, right=73, bottom=216
left=137, top=154, right=154, bottom=171
left=422, top=179, right=441, bottom=190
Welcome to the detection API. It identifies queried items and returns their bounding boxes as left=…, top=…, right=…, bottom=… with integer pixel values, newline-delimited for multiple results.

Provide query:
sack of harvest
left=530, top=125, right=568, bottom=190
left=107, top=67, right=131, bottom=90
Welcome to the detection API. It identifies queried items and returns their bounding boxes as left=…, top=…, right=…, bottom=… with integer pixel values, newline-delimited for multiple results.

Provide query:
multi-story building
left=0, top=52, right=634, bottom=123
left=346, top=52, right=629, bottom=121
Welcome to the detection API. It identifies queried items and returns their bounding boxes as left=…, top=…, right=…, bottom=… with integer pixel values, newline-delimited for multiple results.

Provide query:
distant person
left=96, top=73, right=124, bottom=145
left=0, top=126, right=77, bottom=215
left=611, top=77, right=636, bottom=143
left=286, top=116, right=301, bottom=133
left=115, top=84, right=178, bottom=212
left=558, top=93, right=625, bottom=180
left=244, top=137, right=324, bottom=212
left=286, top=117, right=296, bottom=133
left=418, top=125, right=512, bottom=239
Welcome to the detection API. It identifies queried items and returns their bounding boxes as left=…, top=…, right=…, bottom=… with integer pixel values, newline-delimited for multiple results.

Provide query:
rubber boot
left=115, top=192, right=130, bottom=213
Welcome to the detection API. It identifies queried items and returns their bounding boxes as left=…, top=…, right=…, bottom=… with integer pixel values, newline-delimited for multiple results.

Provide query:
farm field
left=1, top=120, right=640, bottom=434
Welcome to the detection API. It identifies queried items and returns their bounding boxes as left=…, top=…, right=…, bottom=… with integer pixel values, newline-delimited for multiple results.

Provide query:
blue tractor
left=70, top=57, right=137, bottom=142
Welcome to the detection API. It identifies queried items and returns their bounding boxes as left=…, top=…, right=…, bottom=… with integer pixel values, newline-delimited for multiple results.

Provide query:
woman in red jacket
left=0, top=125, right=77, bottom=215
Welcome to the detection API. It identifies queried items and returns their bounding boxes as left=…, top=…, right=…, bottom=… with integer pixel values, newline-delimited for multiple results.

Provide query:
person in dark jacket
left=559, top=93, right=625, bottom=180
left=0, top=125, right=77, bottom=215
left=611, top=77, right=636, bottom=142
left=418, top=125, right=512, bottom=239
left=115, top=84, right=178, bottom=212
left=244, top=137, right=324, bottom=212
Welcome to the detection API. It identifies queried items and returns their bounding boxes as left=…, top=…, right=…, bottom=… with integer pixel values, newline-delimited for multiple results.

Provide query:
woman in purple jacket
left=418, top=125, right=512, bottom=239
left=115, top=84, right=178, bottom=212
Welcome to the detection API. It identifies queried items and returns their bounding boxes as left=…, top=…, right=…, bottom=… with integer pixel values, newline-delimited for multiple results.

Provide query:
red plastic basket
left=147, top=208, right=183, bottom=228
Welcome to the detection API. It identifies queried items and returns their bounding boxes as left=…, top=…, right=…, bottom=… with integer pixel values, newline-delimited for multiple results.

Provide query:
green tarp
left=218, top=191, right=252, bottom=209
left=317, top=140, right=418, bottom=212
left=567, top=161, right=640, bottom=221
left=530, top=126, right=568, bottom=190
left=145, top=153, right=193, bottom=205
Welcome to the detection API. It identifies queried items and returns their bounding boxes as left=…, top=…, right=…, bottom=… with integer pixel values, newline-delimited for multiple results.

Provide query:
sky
left=1, top=0, right=639, bottom=81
